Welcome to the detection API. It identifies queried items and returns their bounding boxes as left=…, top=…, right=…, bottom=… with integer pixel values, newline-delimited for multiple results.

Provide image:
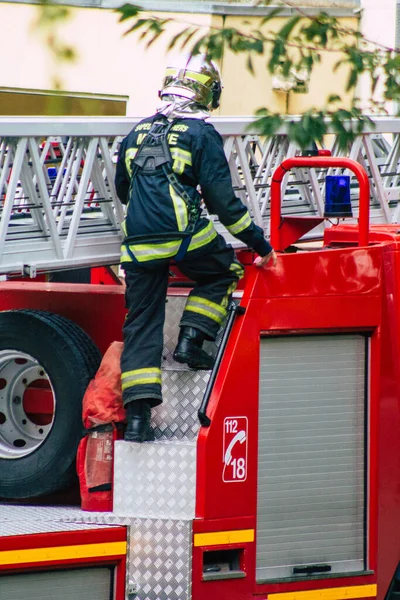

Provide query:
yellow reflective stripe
left=122, top=220, right=127, bottom=236
left=185, top=296, right=226, bottom=324
left=0, top=542, right=127, bottom=566
left=122, top=368, right=161, bottom=380
left=171, top=147, right=192, bottom=175
left=167, top=67, right=209, bottom=84
left=188, top=296, right=226, bottom=316
left=226, top=211, right=252, bottom=236
left=221, top=280, right=238, bottom=308
left=122, top=378, right=160, bottom=390
left=185, top=305, right=223, bottom=323
left=188, top=221, right=217, bottom=252
left=171, top=147, right=192, bottom=164
left=268, top=585, right=377, bottom=600
left=121, top=240, right=182, bottom=263
left=125, top=147, right=138, bottom=177
left=194, top=529, right=254, bottom=547
left=169, top=184, right=188, bottom=232
left=229, top=260, right=245, bottom=278
left=185, top=69, right=210, bottom=85
left=121, top=368, right=162, bottom=390
left=120, top=246, right=132, bottom=263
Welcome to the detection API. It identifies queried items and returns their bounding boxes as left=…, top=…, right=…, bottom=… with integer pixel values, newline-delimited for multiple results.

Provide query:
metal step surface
left=114, top=439, right=197, bottom=518
left=152, top=295, right=226, bottom=441
left=152, top=370, right=207, bottom=441
left=113, top=295, right=230, bottom=519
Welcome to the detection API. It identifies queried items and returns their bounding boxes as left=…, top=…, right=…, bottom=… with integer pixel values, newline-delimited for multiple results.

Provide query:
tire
left=0, top=309, right=101, bottom=499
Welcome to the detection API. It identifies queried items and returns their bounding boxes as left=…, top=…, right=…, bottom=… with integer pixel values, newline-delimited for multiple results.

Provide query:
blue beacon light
left=324, top=175, right=353, bottom=217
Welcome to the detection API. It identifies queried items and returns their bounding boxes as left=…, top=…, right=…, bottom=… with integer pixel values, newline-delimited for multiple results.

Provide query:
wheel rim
left=0, top=350, right=55, bottom=458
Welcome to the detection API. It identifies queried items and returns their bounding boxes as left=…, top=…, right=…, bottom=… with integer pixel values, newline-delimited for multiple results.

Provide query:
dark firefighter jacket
left=115, top=114, right=272, bottom=265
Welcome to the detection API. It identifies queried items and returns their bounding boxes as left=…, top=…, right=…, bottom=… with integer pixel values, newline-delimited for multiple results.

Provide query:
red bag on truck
left=76, top=341, right=126, bottom=511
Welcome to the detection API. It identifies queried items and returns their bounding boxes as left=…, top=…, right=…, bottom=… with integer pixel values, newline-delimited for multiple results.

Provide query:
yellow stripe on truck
left=268, top=585, right=377, bottom=600
left=0, top=541, right=127, bottom=566
left=194, top=529, right=255, bottom=547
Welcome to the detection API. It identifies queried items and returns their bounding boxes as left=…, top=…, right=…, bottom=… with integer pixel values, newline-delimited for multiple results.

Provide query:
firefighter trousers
left=120, top=234, right=244, bottom=407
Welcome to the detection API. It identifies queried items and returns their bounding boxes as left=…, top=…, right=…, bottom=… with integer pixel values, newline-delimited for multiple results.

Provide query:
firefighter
left=115, top=54, right=277, bottom=442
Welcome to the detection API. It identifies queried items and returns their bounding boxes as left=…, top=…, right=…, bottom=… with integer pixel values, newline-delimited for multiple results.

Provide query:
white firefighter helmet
left=159, top=54, right=222, bottom=111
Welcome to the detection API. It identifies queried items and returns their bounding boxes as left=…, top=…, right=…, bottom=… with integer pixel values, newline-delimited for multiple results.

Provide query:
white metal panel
left=114, top=440, right=197, bottom=518
left=257, top=334, right=366, bottom=581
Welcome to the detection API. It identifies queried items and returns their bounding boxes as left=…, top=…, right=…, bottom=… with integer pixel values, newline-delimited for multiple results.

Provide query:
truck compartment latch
left=293, top=564, right=332, bottom=576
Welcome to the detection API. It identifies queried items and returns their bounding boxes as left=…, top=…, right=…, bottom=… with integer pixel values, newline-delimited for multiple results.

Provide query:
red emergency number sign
left=222, top=416, right=248, bottom=483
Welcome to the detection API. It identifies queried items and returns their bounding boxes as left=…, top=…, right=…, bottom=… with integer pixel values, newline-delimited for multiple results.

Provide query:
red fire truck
left=0, top=148, right=399, bottom=600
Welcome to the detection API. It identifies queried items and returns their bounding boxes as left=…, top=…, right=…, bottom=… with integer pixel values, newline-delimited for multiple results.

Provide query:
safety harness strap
left=130, top=117, right=175, bottom=179
left=130, top=116, right=201, bottom=237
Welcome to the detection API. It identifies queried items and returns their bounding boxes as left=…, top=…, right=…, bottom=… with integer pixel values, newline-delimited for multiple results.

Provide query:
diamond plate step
left=152, top=369, right=208, bottom=440
left=114, top=440, right=196, bottom=519
left=114, top=295, right=232, bottom=522
left=154, top=294, right=228, bottom=441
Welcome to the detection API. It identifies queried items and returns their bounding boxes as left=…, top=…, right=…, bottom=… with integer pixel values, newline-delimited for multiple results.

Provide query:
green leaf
left=180, top=29, right=198, bottom=50
left=146, top=29, right=166, bottom=48
left=277, top=15, right=302, bottom=41
left=167, top=28, right=190, bottom=50
left=260, top=7, right=283, bottom=25
left=281, top=59, right=293, bottom=77
left=252, top=110, right=283, bottom=137
left=123, top=18, right=149, bottom=36
left=346, top=67, right=359, bottom=91
left=268, top=39, right=286, bottom=73
left=333, top=58, right=344, bottom=73
left=115, top=3, right=141, bottom=22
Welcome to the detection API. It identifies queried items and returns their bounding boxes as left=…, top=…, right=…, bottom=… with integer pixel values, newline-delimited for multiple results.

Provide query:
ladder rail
left=1, top=117, right=400, bottom=275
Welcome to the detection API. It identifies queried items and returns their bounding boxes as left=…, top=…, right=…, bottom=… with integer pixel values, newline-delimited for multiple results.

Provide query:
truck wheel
left=0, top=309, right=101, bottom=499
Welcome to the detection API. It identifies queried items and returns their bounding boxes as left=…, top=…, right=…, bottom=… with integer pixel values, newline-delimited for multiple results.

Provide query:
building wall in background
left=358, top=0, right=397, bottom=113
left=361, top=0, right=396, bottom=48
left=0, top=1, right=360, bottom=117
left=216, top=14, right=359, bottom=116
left=0, top=87, right=127, bottom=116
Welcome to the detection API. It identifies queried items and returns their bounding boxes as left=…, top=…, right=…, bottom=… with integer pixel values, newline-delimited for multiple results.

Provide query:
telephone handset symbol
left=224, top=430, right=246, bottom=466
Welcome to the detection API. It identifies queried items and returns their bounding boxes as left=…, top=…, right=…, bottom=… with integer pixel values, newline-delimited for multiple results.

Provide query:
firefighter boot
left=124, top=400, right=155, bottom=443
left=173, top=326, right=215, bottom=370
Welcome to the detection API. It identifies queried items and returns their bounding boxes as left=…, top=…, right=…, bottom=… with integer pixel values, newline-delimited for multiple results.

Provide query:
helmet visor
left=161, top=67, right=216, bottom=108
